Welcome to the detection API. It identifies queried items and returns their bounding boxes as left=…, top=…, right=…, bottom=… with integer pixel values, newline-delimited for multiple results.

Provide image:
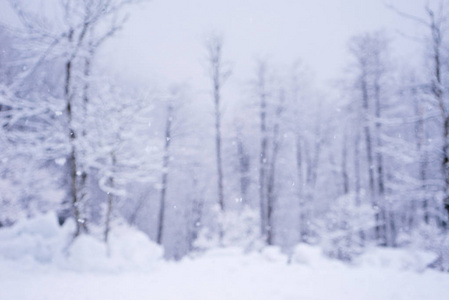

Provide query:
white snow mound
left=290, top=243, right=332, bottom=267
left=0, top=212, right=163, bottom=272
left=0, top=212, right=71, bottom=263
left=355, top=247, right=437, bottom=272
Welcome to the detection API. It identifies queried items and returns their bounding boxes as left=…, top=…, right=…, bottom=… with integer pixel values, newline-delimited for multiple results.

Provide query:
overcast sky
left=102, top=0, right=426, bottom=91
left=0, top=0, right=430, bottom=94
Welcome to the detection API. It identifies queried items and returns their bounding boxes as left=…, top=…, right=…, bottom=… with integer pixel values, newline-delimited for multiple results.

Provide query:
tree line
left=0, top=0, right=448, bottom=269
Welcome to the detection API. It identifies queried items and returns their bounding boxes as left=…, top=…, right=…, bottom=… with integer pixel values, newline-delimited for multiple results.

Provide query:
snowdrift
left=0, top=212, right=440, bottom=274
left=0, top=212, right=163, bottom=272
left=355, top=247, right=437, bottom=272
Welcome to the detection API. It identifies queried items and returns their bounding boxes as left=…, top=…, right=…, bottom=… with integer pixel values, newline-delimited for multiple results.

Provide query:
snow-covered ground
left=1, top=213, right=448, bottom=300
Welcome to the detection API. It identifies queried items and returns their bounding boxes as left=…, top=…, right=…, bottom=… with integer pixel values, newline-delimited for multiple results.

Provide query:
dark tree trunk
left=342, top=132, right=349, bottom=194
left=236, top=135, right=250, bottom=203
left=104, top=153, right=116, bottom=243
left=266, top=90, right=284, bottom=245
left=65, top=29, right=85, bottom=237
left=257, top=62, right=268, bottom=240
left=156, top=103, right=173, bottom=245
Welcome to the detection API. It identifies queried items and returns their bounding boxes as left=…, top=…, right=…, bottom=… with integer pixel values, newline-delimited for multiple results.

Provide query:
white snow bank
left=355, top=247, right=437, bottom=272
left=290, top=243, right=437, bottom=272
left=63, top=224, right=163, bottom=272
left=194, top=244, right=328, bottom=268
left=260, top=246, right=288, bottom=263
left=0, top=212, right=72, bottom=263
left=1, top=235, right=449, bottom=300
left=194, top=246, right=288, bottom=266
left=290, top=243, right=327, bottom=265
left=199, top=246, right=245, bottom=258
left=0, top=212, right=163, bottom=272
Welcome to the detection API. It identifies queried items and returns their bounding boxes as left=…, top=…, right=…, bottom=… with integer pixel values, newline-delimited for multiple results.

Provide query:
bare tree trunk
left=299, top=110, right=322, bottom=243
left=427, top=7, right=449, bottom=227
left=360, top=69, right=381, bottom=242
left=156, top=102, right=173, bottom=245
left=188, top=173, right=204, bottom=251
left=104, top=153, right=116, bottom=243
left=413, top=87, right=429, bottom=224
left=342, top=131, right=349, bottom=194
left=296, top=135, right=307, bottom=241
left=311, top=126, right=322, bottom=190
left=295, top=138, right=303, bottom=196
left=354, top=130, right=361, bottom=206
left=78, top=50, right=94, bottom=230
left=265, top=89, right=284, bottom=245
left=236, top=133, right=250, bottom=204
left=65, top=19, right=91, bottom=237
left=65, top=29, right=86, bottom=237
left=291, top=68, right=306, bottom=242
left=257, top=61, right=268, bottom=240
left=129, top=196, right=145, bottom=226
left=266, top=150, right=278, bottom=245
left=374, top=78, right=384, bottom=197
left=214, top=86, right=224, bottom=213
left=440, top=98, right=449, bottom=228
left=306, top=112, right=322, bottom=198
left=373, top=65, right=388, bottom=245
left=354, top=126, right=366, bottom=244
left=205, top=34, right=230, bottom=243
left=205, top=34, right=228, bottom=216
left=361, top=72, right=375, bottom=199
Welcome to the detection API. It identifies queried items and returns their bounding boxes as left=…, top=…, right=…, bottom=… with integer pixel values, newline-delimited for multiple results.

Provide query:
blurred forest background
left=1, top=0, right=449, bottom=270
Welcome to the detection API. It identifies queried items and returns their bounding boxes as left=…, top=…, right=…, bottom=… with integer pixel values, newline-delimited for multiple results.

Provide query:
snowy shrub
left=0, top=212, right=72, bottom=263
left=411, top=224, right=449, bottom=272
left=434, top=237, right=449, bottom=272
left=0, top=179, right=22, bottom=226
left=355, top=247, right=437, bottom=272
left=0, top=212, right=163, bottom=272
left=221, top=207, right=263, bottom=250
left=194, top=206, right=263, bottom=252
left=321, top=193, right=376, bottom=261
left=64, top=224, right=163, bottom=272
left=194, top=227, right=220, bottom=251
left=290, top=243, right=326, bottom=266
left=0, top=163, right=64, bottom=227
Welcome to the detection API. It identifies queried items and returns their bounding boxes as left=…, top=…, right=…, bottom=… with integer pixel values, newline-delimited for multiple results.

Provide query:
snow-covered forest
left=1, top=0, right=449, bottom=299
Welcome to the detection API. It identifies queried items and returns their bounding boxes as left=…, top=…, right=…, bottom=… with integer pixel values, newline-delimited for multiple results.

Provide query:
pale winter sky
left=0, top=0, right=428, bottom=92
left=102, top=0, right=426, bottom=90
